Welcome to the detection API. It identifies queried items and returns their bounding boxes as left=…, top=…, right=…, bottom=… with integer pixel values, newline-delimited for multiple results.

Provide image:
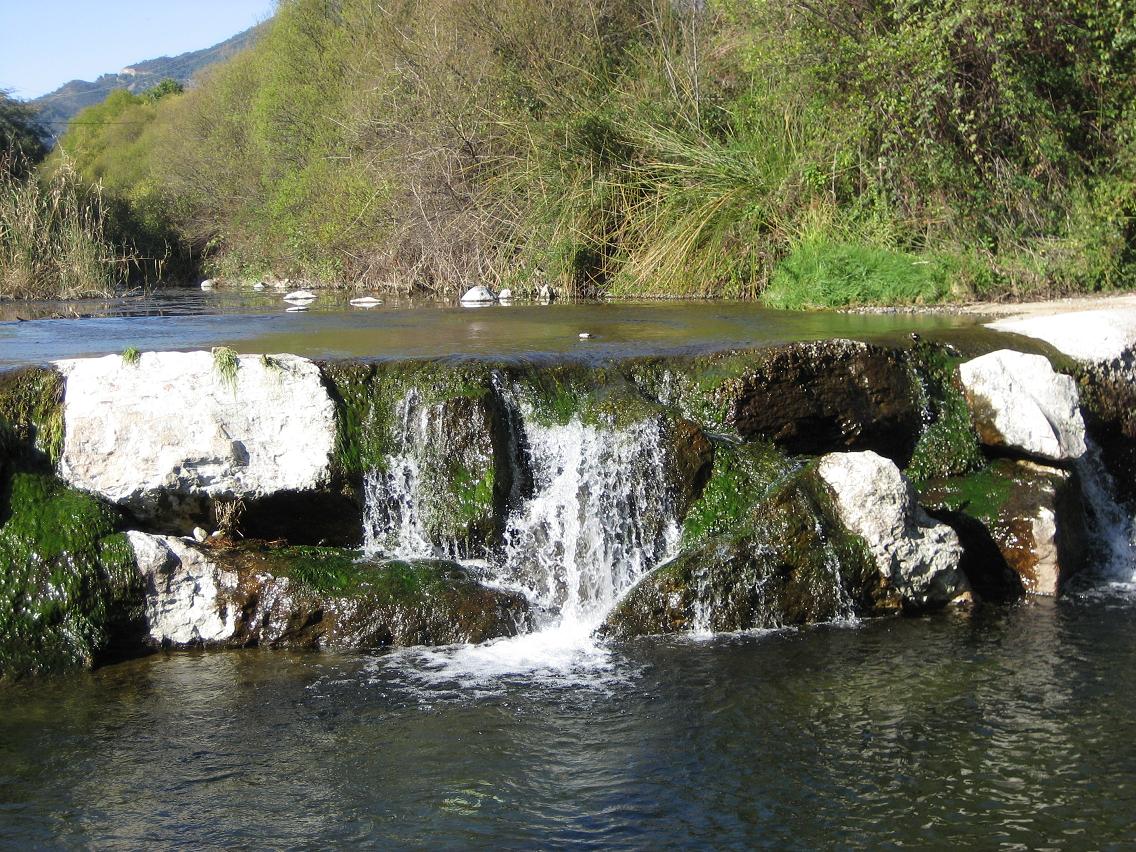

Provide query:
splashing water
left=361, top=383, right=683, bottom=683
left=495, top=413, right=682, bottom=632
left=1076, top=441, right=1136, bottom=589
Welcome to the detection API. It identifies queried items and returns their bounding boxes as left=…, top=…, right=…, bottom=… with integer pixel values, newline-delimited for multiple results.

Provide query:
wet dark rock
left=921, top=459, right=1088, bottom=596
left=1078, top=357, right=1136, bottom=508
left=664, top=418, right=714, bottom=515
left=719, top=340, right=922, bottom=464
left=128, top=534, right=530, bottom=650
left=603, top=469, right=884, bottom=638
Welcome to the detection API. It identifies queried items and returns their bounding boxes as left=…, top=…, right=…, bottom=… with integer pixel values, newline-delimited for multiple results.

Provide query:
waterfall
left=361, top=389, right=448, bottom=559
left=362, top=380, right=683, bottom=634
left=495, top=413, right=682, bottom=631
left=1076, top=442, right=1136, bottom=585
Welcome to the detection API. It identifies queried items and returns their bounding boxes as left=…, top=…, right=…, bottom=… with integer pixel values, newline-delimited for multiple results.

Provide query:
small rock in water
left=252, top=282, right=266, bottom=291
left=286, top=305, right=309, bottom=312
left=200, top=279, right=215, bottom=290
left=192, top=526, right=208, bottom=543
left=579, top=332, right=592, bottom=339
left=349, top=296, right=383, bottom=307
left=284, top=289, right=316, bottom=302
left=460, top=285, right=496, bottom=305
left=498, top=288, right=513, bottom=301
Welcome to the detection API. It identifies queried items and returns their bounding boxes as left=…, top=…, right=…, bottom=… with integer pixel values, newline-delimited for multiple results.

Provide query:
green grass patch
left=762, top=241, right=953, bottom=310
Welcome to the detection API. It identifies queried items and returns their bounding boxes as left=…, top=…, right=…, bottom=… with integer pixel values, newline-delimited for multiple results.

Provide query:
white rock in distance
left=460, top=285, right=496, bottom=304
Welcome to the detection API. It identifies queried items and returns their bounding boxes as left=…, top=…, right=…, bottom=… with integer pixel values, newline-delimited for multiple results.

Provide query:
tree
left=0, top=92, right=47, bottom=174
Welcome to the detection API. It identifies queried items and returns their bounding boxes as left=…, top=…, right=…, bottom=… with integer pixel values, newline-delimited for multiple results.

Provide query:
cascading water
left=1076, top=441, right=1136, bottom=587
left=495, top=412, right=681, bottom=632
left=361, top=377, right=683, bottom=677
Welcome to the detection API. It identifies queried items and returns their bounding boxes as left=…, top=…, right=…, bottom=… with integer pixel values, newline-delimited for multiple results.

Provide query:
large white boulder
left=56, top=351, right=337, bottom=526
left=987, top=304, right=1136, bottom=363
left=127, top=532, right=240, bottom=645
left=817, top=451, right=968, bottom=608
left=958, top=349, right=1086, bottom=462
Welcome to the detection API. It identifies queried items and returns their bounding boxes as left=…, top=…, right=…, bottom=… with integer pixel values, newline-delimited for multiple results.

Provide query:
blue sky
left=0, top=0, right=276, bottom=99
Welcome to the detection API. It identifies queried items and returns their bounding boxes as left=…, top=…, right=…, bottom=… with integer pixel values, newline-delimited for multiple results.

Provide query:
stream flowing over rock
left=5, top=311, right=1136, bottom=677
left=56, top=352, right=338, bottom=532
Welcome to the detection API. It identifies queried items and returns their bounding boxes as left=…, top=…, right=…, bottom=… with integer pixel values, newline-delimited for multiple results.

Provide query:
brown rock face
left=665, top=418, right=714, bottom=514
left=721, top=340, right=921, bottom=464
left=922, top=459, right=1088, bottom=597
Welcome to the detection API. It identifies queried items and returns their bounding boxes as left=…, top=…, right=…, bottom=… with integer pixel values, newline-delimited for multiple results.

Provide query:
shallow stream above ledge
left=0, top=289, right=1002, bottom=367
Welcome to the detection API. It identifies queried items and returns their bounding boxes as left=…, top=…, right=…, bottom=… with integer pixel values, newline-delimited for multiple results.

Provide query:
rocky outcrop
left=719, top=340, right=922, bottom=464
left=958, top=350, right=1086, bottom=462
left=921, top=460, right=1088, bottom=596
left=57, top=351, right=338, bottom=533
left=817, top=451, right=969, bottom=609
left=126, top=533, right=530, bottom=649
left=603, top=468, right=882, bottom=638
left=127, top=532, right=241, bottom=644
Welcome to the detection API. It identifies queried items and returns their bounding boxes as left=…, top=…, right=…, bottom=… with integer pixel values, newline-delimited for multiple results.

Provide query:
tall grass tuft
left=0, top=153, right=136, bottom=300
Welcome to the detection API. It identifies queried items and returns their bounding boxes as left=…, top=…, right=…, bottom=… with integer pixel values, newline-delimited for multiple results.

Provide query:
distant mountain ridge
left=30, top=25, right=263, bottom=140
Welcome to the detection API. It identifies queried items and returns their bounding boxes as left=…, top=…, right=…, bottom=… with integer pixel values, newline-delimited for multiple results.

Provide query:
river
left=2, top=587, right=1135, bottom=847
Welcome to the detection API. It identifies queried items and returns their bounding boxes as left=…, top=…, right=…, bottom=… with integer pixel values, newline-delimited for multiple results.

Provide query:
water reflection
left=0, top=290, right=1000, bottom=368
left=3, top=602, right=1136, bottom=847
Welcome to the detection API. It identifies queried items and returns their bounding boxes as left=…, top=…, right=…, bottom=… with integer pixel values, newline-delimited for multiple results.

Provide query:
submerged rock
left=958, top=350, right=1085, bottom=462
left=719, top=340, right=922, bottom=464
left=817, top=451, right=969, bottom=609
left=56, top=351, right=338, bottom=533
left=125, top=533, right=530, bottom=650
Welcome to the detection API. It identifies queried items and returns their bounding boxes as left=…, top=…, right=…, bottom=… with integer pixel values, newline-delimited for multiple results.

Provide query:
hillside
left=30, top=25, right=262, bottom=141
left=27, top=0, right=1136, bottom=304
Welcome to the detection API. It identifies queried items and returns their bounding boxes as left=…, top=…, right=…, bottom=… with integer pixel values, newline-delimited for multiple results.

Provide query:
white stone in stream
left=817, top=451, right=968, bottom=608
left=460, top=285, right=496, bottom=304
left=126, top=532, right=239, bottom=645
left=958, top=349, right=1086, bottom=462
left=55, top=351, right=336, bottom=524
left=987, top=306, right=1136, bottom=363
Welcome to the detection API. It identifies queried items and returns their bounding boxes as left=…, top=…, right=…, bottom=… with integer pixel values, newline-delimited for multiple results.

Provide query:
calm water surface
left=0, top=289, right=996, bottom=368
left=3, top=592, right=1135, bottom=848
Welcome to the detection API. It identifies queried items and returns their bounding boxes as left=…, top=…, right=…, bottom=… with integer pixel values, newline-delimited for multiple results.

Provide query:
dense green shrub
left=47, top=0, right=1136, bottom=303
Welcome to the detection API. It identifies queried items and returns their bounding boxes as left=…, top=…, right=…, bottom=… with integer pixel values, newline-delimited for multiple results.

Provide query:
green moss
left=905, top=343, right=985, bottom=484
left=624, top=351, right=768, bottom=433
left=0, top=469, right=140, bottom=680
left=681, top=439, right=799, bottom=548
left=262, top=546, right=460, bottom=604
left=0, top=367, right=64, bottom=467
left=919, top=464, right=1016, bottom=526
left=322, top=359, right=494, bottom=477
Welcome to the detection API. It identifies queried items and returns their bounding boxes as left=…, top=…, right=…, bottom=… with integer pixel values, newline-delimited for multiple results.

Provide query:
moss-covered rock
left=603, top=466, right=883, bottom=638
left=1077, top=358, right=1136, bottom=508
left=904, top=342, right=986, bottom=484
left=719, top=340, right=921, bottom=461
left=0, top=464, right=143, bottom=680
left=0, top=366, right=64, bottom=467
left=128, top=535, right=530, bottom=650
left=921, top=459, right=1087, bottom=596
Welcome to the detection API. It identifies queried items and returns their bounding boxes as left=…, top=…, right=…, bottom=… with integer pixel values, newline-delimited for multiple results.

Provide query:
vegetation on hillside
left=27, top=1, right=1136, bottom=304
